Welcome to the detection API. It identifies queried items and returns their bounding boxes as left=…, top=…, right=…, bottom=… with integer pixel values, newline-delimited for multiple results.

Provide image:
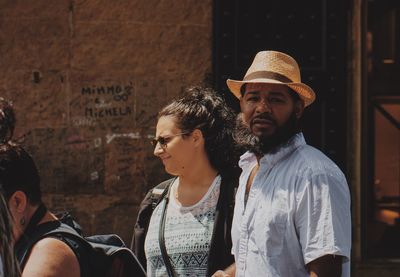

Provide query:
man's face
left=237, top=83, right=304, bottom=153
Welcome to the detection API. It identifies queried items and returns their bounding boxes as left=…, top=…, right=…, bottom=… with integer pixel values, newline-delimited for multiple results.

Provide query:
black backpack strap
left=131, top=178, right=176, bottom=270
left=21, top=204, right=47, bottom=236
left=158, top=185, right=175, bottom=277
left=150, top=178, right=174, bottom=209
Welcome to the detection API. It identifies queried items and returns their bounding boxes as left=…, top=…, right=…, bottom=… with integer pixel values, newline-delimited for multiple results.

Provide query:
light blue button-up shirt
left=231, top=133, right=351, bottom=277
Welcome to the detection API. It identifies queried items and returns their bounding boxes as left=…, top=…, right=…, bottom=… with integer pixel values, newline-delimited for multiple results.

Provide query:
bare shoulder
left=22, top=237, right=80, bottom=277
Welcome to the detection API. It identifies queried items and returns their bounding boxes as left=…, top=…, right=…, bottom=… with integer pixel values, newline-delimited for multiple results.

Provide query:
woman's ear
left=8, top=190, right=28, bottom=214
left=191, top=129, right=204, bottom=146
left=8, top=191, right=29, bottom=240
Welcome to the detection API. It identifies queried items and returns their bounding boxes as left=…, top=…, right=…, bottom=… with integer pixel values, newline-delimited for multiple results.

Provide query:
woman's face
left=153, top=116, right=196, bottom=176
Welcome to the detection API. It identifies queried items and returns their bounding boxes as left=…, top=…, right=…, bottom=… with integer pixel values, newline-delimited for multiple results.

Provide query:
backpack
left=17, top=214, right=147, bottom=277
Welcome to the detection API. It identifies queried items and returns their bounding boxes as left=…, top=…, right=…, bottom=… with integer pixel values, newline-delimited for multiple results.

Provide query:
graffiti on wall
left=81, top=83, right=134, bottom=119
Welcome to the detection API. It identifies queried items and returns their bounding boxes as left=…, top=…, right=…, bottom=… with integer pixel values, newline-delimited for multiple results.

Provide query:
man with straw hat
left=219, top=51, right=351, bottom=277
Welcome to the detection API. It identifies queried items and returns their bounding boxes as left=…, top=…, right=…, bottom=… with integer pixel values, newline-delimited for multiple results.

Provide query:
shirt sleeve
left=294, top=169, right=351, bottom=265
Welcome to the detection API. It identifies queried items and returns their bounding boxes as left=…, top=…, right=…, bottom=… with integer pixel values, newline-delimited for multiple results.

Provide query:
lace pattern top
left=145, top=175, right=221, bottom=277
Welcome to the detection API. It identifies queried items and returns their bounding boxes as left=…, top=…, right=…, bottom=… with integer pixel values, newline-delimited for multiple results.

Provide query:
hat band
left=243, top=71, right=294, bottom=83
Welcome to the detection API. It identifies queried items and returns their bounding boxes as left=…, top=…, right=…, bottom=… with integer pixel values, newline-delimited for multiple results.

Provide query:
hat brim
left=226, top=78, right=316, bottom=107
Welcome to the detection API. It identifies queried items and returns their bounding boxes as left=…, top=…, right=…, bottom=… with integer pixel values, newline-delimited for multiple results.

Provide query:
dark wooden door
left=213, top=0, right=349, bottom=171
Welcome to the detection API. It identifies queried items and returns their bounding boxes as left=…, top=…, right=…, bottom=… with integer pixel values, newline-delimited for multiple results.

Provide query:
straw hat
left=226, top=51, right=316, bottom=107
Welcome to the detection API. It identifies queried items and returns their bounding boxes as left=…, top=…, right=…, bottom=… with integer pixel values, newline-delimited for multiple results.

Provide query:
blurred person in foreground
left=0, top=98, right=20, bottom=277
left=0, top=97, right=81, bottom=277
left=1, top=190, right=20, bottom=277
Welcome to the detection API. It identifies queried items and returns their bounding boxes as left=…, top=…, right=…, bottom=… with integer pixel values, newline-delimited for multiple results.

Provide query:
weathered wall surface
left=0, top=0, right=212, bottom=242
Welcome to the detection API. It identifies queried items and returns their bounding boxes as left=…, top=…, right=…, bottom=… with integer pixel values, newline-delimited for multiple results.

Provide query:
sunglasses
left=151, top=132, right=190, bottom=148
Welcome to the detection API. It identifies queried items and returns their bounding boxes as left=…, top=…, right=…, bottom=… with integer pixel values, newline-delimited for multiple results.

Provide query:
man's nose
left=255, top=98, right=272, bottom=114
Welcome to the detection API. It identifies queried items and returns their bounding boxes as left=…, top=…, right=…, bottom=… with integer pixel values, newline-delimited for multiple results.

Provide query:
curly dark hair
left=158, top=86, right=239, bottom=177
left=0, top=98, right=16, bottom=143
left=0, top=145, right=41, bottom=205
left=0, top=98, right=41, bottom=205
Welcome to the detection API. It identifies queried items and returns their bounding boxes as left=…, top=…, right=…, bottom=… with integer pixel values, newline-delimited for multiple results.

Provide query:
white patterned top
left=145, top=175, right=221, bottom=277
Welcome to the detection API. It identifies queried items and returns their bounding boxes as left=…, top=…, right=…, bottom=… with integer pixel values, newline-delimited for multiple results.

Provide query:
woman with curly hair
left=132, top=87, right=239, bottom=277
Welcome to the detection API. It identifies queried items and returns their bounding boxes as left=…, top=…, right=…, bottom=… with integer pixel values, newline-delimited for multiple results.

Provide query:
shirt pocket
left=255, top=204, right=288, bottom=258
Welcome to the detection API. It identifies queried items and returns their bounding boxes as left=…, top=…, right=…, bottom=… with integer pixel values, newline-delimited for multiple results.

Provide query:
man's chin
left=235, top=111, right=299, bottom=156
left=252, top=129, right=275, bottom=140
left=254, top=131, right=290, bottom=153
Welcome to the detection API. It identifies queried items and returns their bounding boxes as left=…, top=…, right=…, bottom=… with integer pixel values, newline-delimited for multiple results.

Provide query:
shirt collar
left=239, top=132, right=306, bottom=169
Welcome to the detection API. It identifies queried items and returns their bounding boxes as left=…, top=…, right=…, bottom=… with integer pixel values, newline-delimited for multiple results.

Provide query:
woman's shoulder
left=141, top=177, right=176, bottom=205
left=24, top=237, right=80, bottom=277
left=151, top=177, right=176, bottom=194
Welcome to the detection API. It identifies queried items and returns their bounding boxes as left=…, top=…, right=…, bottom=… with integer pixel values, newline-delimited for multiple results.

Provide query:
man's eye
left=270, top=97, right=284, bottom=103
left=247, top=96, right=259, bottom=102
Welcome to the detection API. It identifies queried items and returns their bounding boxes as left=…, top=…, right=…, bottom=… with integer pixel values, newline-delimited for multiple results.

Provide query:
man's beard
left=233, top=112, right=300, bottom=156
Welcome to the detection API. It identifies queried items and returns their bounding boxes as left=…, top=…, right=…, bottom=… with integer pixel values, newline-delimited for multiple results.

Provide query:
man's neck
left=259, top=131, right=299, bottom=156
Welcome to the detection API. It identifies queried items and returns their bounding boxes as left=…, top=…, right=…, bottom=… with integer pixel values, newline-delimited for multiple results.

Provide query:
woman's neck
left=175, top=161, right=218, bottom=207
left=25, top=205, right=57, bottom=227
left=15, top=205, right=57, bottom=243
left=179, top=162, right=218, bottom=189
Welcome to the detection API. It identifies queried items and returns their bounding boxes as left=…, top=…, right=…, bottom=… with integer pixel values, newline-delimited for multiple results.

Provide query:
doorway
left=363, top=0, right=400, bottom=260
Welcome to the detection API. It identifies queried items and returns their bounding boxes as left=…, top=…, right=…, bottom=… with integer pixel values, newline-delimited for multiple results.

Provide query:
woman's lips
left=160, top=156, right=170, bottom=163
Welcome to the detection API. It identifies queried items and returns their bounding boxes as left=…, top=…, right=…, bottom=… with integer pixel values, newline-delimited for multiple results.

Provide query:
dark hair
left=0, top=98, right=16, bottom=143
left=0, top=145, right=41, bottom=204
left=0, top=98, right=41, bottom=205
left=158, top=86, right=239, bottom=176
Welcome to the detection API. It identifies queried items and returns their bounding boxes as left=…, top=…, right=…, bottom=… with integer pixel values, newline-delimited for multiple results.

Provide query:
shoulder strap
left=158, top=185, right=175, bottom=277
left=22, top=204, right=47, bottom=236
left=130, top=177, right=176, bottom=269
left=150, top=178, right=175, bottom=209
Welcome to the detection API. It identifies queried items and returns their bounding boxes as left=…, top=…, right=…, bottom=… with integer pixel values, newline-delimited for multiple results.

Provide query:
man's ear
left=294, top=100, right=305, bottom=119
left=8, top=190, right=28, bottom=214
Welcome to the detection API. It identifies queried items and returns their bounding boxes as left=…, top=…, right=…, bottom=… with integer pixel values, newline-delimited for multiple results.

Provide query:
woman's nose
left=153, top=143, right=164, bottom=156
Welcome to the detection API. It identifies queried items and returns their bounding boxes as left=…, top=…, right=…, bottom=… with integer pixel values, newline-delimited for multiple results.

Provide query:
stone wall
left=0, top=0, right=212, bottom=243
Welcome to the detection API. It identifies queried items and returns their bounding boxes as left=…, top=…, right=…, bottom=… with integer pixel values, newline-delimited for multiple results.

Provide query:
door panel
left=213, top=0, right=349, bottom=171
